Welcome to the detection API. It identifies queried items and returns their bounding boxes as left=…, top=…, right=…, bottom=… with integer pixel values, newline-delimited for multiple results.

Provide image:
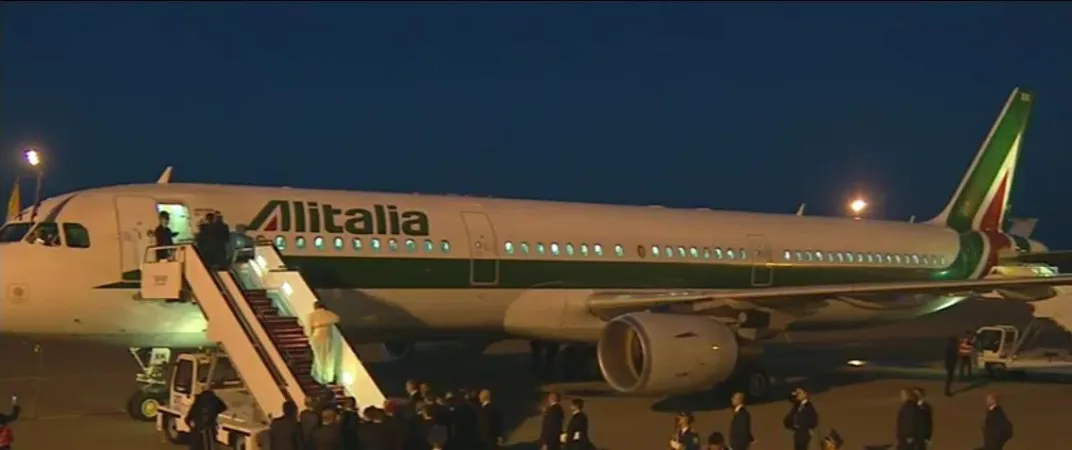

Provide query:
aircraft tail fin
left=927, top=88, right=1034, bottom=232
left=6, top=177, right=21, bottom=222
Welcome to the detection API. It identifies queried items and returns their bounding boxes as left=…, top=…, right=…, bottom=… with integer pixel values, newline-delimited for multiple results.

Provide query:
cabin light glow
left=846, top=359, right=867, bottom=367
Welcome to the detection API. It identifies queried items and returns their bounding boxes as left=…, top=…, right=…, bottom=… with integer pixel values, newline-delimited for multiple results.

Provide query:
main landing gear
left=126, top=347, right=173, bottom=422
left=725, top=362, right=772, bottom=402
left=529, top=341, right=601, bottom=382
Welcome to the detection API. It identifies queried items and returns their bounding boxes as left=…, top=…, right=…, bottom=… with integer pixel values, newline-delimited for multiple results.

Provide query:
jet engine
left=597, top=312, right=739, bottom=395
left=381, top=340, right=490, bottom=361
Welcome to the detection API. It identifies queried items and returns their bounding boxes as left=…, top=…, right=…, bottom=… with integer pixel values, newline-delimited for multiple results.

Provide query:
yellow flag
left=7, top=177, right=21, bottom=222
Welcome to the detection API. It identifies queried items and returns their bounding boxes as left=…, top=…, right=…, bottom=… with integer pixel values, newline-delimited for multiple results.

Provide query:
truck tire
left=161, top=413, right=188, bottom=445
left=126, top=390, right=164, bottom=422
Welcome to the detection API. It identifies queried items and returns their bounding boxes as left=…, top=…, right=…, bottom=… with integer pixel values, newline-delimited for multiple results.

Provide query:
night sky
left=3, top=3, right=1072, bottom=246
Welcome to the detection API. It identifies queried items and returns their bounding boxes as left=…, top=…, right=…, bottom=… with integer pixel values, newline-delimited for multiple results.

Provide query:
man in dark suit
left=477, top=389, right=504, bottom=449
left=564, top=398, right=590, bottom=450
left=783, top=388, right=818, bottom=450
left=539, top=392, right=564, bottom=450
left=913, top=388, right=932, bottom=450
left=895, top=388, right=919, bottom=450
left=943, top=336, right=959, bottom=396
left=269, top=401, right=303, bottom=450
left=728, top=392, right=754, bottom=450
left=982, top=393, right=1013, bottom=450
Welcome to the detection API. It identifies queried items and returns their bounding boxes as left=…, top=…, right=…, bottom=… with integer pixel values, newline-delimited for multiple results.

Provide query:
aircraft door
left=115, top=196, right=160, bottom=277
left=460, top=212, right=499, bottom=285
left=746, top=234, right=773, bottom=286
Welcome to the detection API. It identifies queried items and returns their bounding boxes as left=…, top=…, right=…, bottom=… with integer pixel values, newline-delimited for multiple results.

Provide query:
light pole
left=23, top=148, right=44, bottom=221
left=849, top=198, right=868, bottom=219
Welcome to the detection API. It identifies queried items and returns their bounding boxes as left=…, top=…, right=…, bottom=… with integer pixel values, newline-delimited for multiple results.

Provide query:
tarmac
left=1, top=298, right=1070, bottom=450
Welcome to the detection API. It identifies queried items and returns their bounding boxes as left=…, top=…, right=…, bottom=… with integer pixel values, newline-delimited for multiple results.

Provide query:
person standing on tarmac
left=943, top=336, right=959, bottom=396
left=784, top=388, right=818, bottom=450
left=299, top=396, right=321, bottom=449
left=539, top=392, right=564, bottom=450
left=184, top=388, right=228, bottom=450
left=563, top=398, right=590, bottom=450
left=982, top=393, right=1013, bottom=450
left=669, top=412, right=701, bottom=450
left=728, top=392, right=754, bottom=450
left=895, top=388, right=920, bottom=450
left=269, top=400, right=303, bottom=450
left=0, top=396, right=21, bottom=450
left=913, top=388, right=933, bottom=449
left=958, top=331, right=976, bottom=380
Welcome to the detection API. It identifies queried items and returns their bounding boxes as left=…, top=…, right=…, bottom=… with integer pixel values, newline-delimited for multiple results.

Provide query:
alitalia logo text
left=248, top=200, right=429, bottom=236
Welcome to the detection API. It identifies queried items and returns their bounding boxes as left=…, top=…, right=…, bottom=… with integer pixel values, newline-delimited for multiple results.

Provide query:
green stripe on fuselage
left=99, top=252, right=975, bottom=291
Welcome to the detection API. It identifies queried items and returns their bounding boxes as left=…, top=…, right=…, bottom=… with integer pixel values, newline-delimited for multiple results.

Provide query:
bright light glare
left=23, top=149, right=40, bottom=167
left=846, top=359, right=867, bottom=367
left=849, top=198, right=868, bottom=214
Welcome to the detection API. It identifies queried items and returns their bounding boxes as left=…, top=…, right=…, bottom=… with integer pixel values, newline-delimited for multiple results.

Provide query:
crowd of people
left=261, top=380, right=509, bottom=450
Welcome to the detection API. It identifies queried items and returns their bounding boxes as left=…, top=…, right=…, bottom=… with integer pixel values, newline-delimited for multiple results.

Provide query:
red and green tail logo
left=928, top=88, right=1033, bottom=232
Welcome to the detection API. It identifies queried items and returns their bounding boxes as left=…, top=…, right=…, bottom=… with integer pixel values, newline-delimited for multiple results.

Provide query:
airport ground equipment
left=131, top=244, right=385, bottom=429
left=155, top=351, right=268, bottom=449
left=974, top=322, right=1072, bottom=379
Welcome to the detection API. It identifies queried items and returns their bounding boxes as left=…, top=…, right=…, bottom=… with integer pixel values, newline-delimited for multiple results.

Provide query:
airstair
left=139, top=244, right=386, bottom=420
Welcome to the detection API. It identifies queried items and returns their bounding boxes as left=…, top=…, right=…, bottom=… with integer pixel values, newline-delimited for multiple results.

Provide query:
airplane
left=2, top=87, right=1071, bottom=418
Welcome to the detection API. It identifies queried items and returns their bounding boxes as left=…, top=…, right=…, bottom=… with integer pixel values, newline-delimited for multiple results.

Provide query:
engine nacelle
left=381, top=340, right=490, bottom=361
left=597, top=312, right=739, bottom=395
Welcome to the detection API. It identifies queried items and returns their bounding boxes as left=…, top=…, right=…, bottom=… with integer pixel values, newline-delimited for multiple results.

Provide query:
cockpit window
left=63, top=223, right=91, bottom=248
left=25, top=222, right=62, bottom=247
left=0, top=222, right=33, bottom=243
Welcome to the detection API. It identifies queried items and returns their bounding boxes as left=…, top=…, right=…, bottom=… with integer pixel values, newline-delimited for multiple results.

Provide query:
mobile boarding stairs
left=137, top=243, right=386, bottom=437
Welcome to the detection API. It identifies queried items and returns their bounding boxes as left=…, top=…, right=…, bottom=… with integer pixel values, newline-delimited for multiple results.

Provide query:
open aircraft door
left=115, top=196, right=161, bottom=278
left=460, top=212, right=499, bottom=285
left=747, top=234, right=774, bottom=286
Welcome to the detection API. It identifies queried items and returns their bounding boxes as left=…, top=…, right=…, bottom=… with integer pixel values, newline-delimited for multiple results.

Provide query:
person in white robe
left=306, top=302, right=341, bottom=384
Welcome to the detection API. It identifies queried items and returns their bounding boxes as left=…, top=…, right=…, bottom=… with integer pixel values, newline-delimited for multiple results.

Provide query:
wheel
left=161, top=413, right=188, bottom=444
left=732, top=364, right=772, bottom=402
left=126, top=389, right=165, bottom=422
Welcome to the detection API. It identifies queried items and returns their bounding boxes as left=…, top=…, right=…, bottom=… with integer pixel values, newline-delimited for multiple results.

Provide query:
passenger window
left=727, top=249, right=736, bottom=259
left=703, top=248, right=711, bottom=259
left=580, top=243, right=589, bottom=256
left=423, top=239, right=433, bottom=253
left=677, top=246, right=686, bottom=258
left=296, top=236, right=307, bottom=249
left=784, top=250, right=792, bottom=260
left=550, top=242, right=560, bottom=256
left=370, top=238, right=381, bottom=252
left=565, top=243, right=575, bottom=256
left=593, top=243, right=603, bottom=256
left=690, top=247, right=699, bottom=258
left=504, top=241, right=515, bottom=254
left=274, top=236, right=286, bottom=250
left=846, top=253, right=854, bottom=263
left=715, top=248, right=723, bottom=259
left=62, top=223, right=91, bottom=249
left=388, top=238, right=399, bottom=252
left=333, top=237, right=344, bottom=250
left=665, top=246, right=673, bottom=258
left=652, top=245, right=661, bottom=257
left=405, top=238, right=417, bottom=253
left=353, top=238, right=364, bottom=251
left=314, top=236, right=325, bottom=250
left=614, top=244, right=624, bottom=256
left=520, top=242, right=530, bottom=254
left=536, top=242, right=546, bottom=255
left=739, top=248, right=747, bottom=260
left=26, top=222, right=62, bottom=247
left=440, top=240, right=451, bottom=253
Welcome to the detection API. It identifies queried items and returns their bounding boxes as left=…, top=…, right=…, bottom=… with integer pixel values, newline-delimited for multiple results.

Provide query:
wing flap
left=587, top=275, right=1072, bottom=312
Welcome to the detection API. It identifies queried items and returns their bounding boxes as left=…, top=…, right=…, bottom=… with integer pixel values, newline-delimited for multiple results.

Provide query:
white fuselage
left=0, top=183, right=1040, bottom=348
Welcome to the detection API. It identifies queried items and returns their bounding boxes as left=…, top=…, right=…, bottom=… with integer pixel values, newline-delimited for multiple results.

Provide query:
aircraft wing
left=587, top=274, right=1072, bottom=312
left=1000, top=250, right=1072, bottom=266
